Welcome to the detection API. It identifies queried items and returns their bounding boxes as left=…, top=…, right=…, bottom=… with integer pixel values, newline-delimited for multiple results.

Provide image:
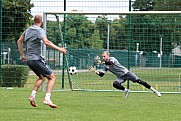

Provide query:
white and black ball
left=68, top=66, right=77, bottom=75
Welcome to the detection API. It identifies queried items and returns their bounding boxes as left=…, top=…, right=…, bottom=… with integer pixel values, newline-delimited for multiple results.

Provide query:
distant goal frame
left=42, top=11, right=181, bottom=94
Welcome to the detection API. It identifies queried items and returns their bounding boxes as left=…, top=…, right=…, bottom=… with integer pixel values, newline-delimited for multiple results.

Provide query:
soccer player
left=95, top=51, right=161, bottom=98
left=17, top=14, right=67, bottom=108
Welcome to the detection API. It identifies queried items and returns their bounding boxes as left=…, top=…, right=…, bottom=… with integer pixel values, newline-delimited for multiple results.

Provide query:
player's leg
left=38, top=62, right=58, bottom=108
left=33, top=75, right=45, bottom=91
left=43, top=74, right=57, bottom=108
left=46, top=74, right=56, bottom=94
left=113, top=79, right=130, bottom=98
left=126, top=72, right=161, bottom=97
left=28, top=75, right=45, bottom=107
left=28, top=59, right=58, bottom=108
left=36, top=60, right=58, bottom=108
left=136, top=79, right=151, bottom=89
left=27, top=60, right=46, bottom=107
left=136, top=79, right=161, bottom=97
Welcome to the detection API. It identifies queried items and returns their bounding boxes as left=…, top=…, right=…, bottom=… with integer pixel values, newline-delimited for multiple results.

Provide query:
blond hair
left=102, top=51, right=110, bottom=56
left=34, top=14, right=42, bottom=23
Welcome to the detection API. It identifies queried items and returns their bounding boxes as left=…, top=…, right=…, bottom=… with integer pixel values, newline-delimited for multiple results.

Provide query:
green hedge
left=0, top=65, right=29, bottom=87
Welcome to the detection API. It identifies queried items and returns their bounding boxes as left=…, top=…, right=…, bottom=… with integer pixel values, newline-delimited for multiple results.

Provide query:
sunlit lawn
left=0, top=87, right=181, bottom=121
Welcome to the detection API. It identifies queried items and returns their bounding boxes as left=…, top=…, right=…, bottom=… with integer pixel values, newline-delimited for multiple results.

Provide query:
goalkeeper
left=95, top=51, right=161, bottom=98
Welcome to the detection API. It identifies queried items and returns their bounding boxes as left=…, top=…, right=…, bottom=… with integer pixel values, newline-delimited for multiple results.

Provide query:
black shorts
left=27, top=59, right=52, bottom=77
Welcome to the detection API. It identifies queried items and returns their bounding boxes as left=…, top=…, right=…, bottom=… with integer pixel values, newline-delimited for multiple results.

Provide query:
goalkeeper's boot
left=124, top=89, right=130, bottom=98
left=150, top=87, right=161, bottom=97
left=28, top=96, right=37, bottom=107
left=43, top=99, right=58, bottom=108
left=155, top=91, right=161, bottom=97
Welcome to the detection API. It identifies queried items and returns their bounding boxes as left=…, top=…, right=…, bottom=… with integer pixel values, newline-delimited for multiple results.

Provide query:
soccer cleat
left=125, top=89, right=130, bottom=98
left=28, top=96, right=37, bottom=107
left=43, top=99, right=58, bottom=108
left=155, top=91, right=161, bottom=97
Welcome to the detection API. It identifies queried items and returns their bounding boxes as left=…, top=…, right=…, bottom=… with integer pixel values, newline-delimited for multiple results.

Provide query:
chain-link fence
left=0, top=0, right=181, bottom=93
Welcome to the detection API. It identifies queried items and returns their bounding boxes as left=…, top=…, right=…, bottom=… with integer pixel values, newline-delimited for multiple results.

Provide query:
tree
left=129, top=0, right=181, bottom=53
left=2, top=0, right=34, bottom=42
left=65, top=14, right=103, bottom=49
left=132, top=0, right=150, bottom=11
left=46, top=20, right=60, bottom=44
left=132, top=0, right=181, bottom=11
left=110, top=16, right=128, bottom=50
left=95, top=16, right=108, bottom=49
left=154, top=0, right=181, bottom=11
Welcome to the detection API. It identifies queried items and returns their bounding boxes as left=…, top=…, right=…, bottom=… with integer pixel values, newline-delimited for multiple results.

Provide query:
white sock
left=150, top=87, right=157, bottom=92
left=45, top=93, right=51, bottom=100
left=31, top=90, right=37, bottom=98
left=124, top=88, right=128, bottom=92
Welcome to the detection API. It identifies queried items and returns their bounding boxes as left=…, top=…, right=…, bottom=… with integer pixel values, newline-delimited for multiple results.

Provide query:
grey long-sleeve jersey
left=101, top=57, right=129, bottom=77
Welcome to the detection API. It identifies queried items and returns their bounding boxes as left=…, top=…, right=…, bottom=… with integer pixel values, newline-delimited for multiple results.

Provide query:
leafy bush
left=0, top=65, right=29, bottom=87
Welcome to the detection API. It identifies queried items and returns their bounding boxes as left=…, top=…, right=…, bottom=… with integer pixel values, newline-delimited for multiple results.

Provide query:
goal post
left=42, top=13, right=73, bottom=91
left=43, top=11, right=181, bottom=93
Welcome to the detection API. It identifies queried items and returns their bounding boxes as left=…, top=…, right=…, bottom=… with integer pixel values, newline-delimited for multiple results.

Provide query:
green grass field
left=26, top=68, right=181, bottom=92
left=1, top=67, right=181, bottom=121
left=0, top=87, right=181, bottom=121
left=58, top=67, right=181, bottom=92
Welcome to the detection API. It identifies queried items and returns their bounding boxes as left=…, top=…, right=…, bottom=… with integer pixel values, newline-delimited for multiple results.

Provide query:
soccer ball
left=68, top=66, right=77, bottom=75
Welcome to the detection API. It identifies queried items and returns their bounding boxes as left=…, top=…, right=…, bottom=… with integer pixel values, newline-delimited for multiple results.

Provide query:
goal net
left=43, top=11, right=181, bottom=93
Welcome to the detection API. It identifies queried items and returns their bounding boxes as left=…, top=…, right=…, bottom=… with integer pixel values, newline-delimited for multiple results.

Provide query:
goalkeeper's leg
left=113, top=81, right=130, bottom=98
left=125, top=72, right=161, bottom=97
left=135, top=79, right=161, bottom=97
left=135, top=79, right=151, bottom=89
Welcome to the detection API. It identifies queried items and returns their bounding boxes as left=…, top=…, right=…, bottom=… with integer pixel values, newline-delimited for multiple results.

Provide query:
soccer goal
left=43, top=11, right=181, bottom=93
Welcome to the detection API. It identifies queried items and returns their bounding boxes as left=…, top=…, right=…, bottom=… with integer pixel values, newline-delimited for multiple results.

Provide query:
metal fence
left=0, top=0, right=181, bottom=92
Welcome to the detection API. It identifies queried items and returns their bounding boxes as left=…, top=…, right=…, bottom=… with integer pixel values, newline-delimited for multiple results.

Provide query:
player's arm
left=95, top=70, right=105, bottom=77
left=42, top=37, right=67, bottom=54
left=17, top=35, right=26, bottom=62
left=95, top=67, right=107, bottom=77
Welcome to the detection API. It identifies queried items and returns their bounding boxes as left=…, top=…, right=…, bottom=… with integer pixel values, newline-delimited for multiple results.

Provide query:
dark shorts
left=27, top=59, right=52, bottom=77
left=115, top=71, right=139, bottom=84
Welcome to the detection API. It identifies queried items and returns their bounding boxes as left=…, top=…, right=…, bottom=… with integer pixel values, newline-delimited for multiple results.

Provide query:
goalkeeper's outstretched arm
left=95, top=71, right=105, bottom=77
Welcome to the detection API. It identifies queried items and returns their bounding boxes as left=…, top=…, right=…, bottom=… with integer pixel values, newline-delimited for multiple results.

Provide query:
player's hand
left=95, top=70, right=100, bottom=74
left=21, top=56, right=27, bottom=62
left=88, top=66, right=96, bottom=72
left=94, top=56, right=102, bottom=64
left=59, top=48, right=67, bottom=54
